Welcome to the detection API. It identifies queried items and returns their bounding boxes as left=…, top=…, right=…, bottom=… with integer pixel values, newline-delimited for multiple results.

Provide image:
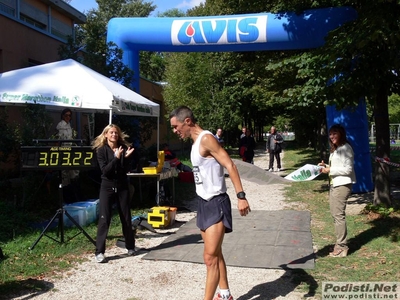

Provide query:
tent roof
left=0, top=59, right=160, bottom=117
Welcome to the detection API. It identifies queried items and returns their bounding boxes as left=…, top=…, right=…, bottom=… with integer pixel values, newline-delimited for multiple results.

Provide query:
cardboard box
left=169, top=207, right=177, bottom=226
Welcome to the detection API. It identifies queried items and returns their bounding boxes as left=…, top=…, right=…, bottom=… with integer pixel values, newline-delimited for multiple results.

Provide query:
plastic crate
left=84, top=199, right=99, bottom=224
left=63, top=205, right=87, bottom=228
left=148, top=206, right=176, bottom=228
left=143, top=167, right=157, bottom=174
left=63, top=200, right=99, bottom=227
left=148, top=206, right=169, bottom=228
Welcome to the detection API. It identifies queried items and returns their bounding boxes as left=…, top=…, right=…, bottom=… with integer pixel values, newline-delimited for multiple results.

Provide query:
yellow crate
left=148, top=206, right=170, bottom=228
left=147, top=206, right=177, bottom=228
left=142, top=167, right=157, bottom=174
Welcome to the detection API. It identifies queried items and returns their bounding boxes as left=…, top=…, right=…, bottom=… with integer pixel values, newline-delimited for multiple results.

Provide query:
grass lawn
left=283, top=148, right=400, bottom=297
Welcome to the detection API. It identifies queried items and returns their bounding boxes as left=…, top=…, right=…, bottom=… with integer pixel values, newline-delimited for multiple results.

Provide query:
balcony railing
left=0, top=2, right=15, bottom=17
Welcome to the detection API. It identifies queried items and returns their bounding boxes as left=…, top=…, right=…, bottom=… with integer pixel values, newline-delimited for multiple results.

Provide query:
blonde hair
left=91, top=124, right=131, bottom=150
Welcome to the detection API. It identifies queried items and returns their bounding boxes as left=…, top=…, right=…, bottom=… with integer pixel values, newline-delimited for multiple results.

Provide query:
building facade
left=0, top=0, right=85, bottom=71
left=0, top=0, right=172, bottom=173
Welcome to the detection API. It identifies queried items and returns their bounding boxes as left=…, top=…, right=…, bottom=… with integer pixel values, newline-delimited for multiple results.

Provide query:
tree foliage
left=389, top=94, right=400, bottom=124
left=163, top=52, right=243, bottom=132
left=270, top=0, right=400, bottom=207
left=0, top=109, right=18, bottom=165
left=162, top=0, right=400, bottom=206
left=16, top=105, right=54, bottom=146
left=164, top=2, right=320, bottom=143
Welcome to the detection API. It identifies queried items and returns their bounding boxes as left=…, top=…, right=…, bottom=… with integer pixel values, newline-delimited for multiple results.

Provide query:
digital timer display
left=21, top=146, right=97, bottom=170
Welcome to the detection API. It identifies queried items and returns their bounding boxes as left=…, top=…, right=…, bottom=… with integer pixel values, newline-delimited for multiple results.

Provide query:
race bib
left=192, top=166, right=203, bottom=185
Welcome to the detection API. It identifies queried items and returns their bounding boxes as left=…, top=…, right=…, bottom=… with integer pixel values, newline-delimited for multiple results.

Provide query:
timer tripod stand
left=21, top=139, right=96, bottom=250
left=29, top=173, right=96, bottom=250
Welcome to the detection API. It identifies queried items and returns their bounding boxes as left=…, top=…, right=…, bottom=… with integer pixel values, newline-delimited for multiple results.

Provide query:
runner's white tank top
left=191, top=130, right=226, bottom=200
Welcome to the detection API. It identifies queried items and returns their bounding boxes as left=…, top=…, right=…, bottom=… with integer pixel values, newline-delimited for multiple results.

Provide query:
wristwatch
left=237, top=191, right=246, bottom=199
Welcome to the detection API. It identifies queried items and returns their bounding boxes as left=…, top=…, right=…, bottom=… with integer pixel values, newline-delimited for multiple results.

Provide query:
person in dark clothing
left=91, top=124, right=136, bottom=263
left=266, top=126, right=284, bottom=172
left=239, top=128, right=256, bottom=164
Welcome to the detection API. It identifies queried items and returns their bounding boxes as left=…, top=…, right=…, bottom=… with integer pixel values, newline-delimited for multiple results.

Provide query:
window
left=20, top=13, right=46, bottom=30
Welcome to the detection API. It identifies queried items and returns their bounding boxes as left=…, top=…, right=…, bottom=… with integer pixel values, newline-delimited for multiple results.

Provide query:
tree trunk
left=373, top=86, right=391, bottom=207
left=319, top=122, right=328, bottom=161
left=317, top=107, right=328, bottom=160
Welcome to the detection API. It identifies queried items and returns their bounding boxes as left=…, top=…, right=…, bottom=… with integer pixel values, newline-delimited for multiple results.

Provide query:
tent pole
left=156, top=115, right=160, bottom=205
left=109, top=110, right=112, bottom=124
left=76, top=112, right=81, bottom=139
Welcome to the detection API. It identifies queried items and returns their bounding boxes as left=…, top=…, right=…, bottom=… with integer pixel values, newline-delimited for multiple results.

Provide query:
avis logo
left=171, top=16, right=268, bottom=45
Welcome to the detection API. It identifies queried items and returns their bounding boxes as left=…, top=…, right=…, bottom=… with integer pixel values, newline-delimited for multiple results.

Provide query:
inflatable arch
left=107, top=6, right=373, bottom=193
left=107, top=7, right=357, bottom=92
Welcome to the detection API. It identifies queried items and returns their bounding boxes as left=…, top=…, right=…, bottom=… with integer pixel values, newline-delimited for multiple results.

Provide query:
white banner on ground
left=284, top=164, right=323, bottom=181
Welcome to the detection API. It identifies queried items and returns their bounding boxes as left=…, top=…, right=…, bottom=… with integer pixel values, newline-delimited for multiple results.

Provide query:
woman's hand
left=318, top=160, right=330, bottom=174
left=114, top=146, right=134, bottom=159
left=320, top=166, right=330, bottom=174
left=114, top=146, right=124, bottom=159
left=125, top=147, right=134, bottom=157
left=317, top=160, right=327, bottom=167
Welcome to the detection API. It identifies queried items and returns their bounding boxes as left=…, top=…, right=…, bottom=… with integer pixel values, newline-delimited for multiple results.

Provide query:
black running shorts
left=196, top=193, right=232, bottom=233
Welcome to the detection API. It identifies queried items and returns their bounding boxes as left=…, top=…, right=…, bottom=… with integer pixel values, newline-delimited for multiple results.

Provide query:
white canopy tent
left=0, top=58, right=160, bottom=144
left=0, top=59, right=163, bottom=199
left=0, top=59, right=160, bottom=118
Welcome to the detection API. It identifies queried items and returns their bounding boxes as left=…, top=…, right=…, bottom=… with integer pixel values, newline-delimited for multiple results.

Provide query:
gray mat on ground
left=142, top=210, right=315, bottom=269
left=231, top=159, right=291, bottom=185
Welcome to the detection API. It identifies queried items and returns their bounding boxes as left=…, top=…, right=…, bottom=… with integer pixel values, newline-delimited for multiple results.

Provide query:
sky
left=69, top=0, right=205, bottom=16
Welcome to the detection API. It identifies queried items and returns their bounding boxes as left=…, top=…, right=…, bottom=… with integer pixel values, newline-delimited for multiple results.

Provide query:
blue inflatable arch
left=106, top=6, right=373, bottom=193
left=107, top=7, right=357, bottom=91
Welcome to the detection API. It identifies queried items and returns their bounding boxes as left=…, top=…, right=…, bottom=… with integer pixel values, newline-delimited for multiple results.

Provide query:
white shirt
left=329, top=143, right=356, bottom=187
left=191, top=130, right=226, bottom=200
left=56, top=120, right=73, bottom=140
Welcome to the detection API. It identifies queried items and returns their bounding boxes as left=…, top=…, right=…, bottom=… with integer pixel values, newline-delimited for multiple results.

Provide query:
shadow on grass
left=316, top=215, right=400, bottom=257
left=0, top=278, right=54, bottom=300
left=236, top=269, right=318, bottom=300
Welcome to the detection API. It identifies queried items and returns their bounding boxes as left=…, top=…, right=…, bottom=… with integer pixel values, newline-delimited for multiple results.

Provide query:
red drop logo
left=186, top=23, right=194, bottom=37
